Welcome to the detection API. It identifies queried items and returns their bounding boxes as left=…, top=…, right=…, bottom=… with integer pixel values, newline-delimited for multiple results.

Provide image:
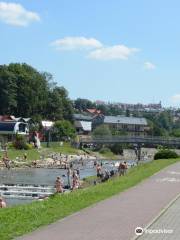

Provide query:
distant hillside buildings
left=73, top=109, right=148, bottom=136
left=95, top=100, right=162, bottom=112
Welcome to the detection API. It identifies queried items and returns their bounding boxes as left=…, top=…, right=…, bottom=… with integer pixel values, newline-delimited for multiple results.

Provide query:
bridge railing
left=79, top=135, right=180, bottom=145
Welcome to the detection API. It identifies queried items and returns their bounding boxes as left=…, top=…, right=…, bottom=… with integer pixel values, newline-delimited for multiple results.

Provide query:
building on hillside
left=74, top=121, right=92, bottom=135
left=73, top=114, right=92, bottom=135
left=93, top=115, right=148, bottom=136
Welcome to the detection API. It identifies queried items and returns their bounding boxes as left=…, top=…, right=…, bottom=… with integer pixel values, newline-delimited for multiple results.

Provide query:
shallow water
left=0, top=159, right=137, bottom=206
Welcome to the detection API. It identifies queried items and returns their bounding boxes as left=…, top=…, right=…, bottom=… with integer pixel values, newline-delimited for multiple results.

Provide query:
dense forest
left=0, top=63, right=73, bottom=122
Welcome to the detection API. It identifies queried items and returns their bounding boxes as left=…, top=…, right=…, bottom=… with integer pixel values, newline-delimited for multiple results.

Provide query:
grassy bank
left=0, top=158, right=179, bottom=240
left=1, top=143, right=81, bottom=163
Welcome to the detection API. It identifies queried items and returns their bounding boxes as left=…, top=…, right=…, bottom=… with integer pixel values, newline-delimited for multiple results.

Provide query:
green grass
left=0, top=143, right=81, bottom=163
left=0, top=158, right=179, bottom=240
left=2, top=149, right=41, bottom=162
left=46, top=142, right=81, bottom=155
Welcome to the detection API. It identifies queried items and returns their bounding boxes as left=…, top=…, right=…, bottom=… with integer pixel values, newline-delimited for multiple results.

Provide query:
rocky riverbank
left=1, top=147, right=178, bottom=169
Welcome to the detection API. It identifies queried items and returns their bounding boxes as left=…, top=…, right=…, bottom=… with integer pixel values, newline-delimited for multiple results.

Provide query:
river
left=0, top=159, right=137, bottom=206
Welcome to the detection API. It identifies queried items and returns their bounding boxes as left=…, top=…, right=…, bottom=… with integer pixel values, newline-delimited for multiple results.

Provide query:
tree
left=92, top=124, right=112, bottom=138
left=46, top=87, right=73, bottom=121
left=0, top=63, right=74, bottom=121
left=6, top=63, right=49, bottom=117
left=74, top=98, right=95, bottom=111
left=0, top=65, right=17, bottom=114
left=52, top=120, right=76, bottom=141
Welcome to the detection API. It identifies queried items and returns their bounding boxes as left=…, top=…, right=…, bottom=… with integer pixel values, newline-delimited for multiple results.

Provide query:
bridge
left=78, top=136, right=180, bottom=161
left=79, top=135, right=180, bottom=147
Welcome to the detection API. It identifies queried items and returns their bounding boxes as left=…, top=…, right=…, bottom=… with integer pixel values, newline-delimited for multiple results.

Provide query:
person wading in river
left=2, top=152, right=10, bottom=170
left=0, top=197, right=6, bottom=208
left=55, top=177, right=63, bottom=193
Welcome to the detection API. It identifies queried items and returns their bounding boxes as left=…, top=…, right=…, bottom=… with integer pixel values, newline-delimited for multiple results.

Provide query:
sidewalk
left=138, top=190, right=180, bottom=239
left=17, top=162, right=180, bottom=240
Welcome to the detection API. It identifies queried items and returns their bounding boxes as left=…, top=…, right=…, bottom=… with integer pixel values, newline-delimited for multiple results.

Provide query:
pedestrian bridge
left=79, top=136, right=180, bottom=147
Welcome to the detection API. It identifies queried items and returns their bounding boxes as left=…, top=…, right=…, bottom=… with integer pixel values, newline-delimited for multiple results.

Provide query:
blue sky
left=0, top=0, right=180, bottom=107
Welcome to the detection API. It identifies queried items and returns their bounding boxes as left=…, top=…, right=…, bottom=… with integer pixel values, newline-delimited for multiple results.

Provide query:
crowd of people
left=95, top=161, right=128, bottom=184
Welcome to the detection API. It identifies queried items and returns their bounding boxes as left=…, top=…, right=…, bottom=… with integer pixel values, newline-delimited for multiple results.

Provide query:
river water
left=0, top=160, right=137, bottom=206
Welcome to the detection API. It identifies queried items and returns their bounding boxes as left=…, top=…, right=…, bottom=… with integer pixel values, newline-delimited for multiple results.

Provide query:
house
left=0, top=121, right=29, bottom=142
left=75, top=121, right=92, bottom=135
left=93, top=115, right=148, bottom=136
left=0, top=115, right=34, bottom=143
left=73, top=114, right=92, bottom=135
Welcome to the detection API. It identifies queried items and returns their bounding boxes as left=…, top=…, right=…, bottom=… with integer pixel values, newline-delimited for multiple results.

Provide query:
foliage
left=154, top=149, right=179, bottom=160
left=110, top=143, right=123, bottom=155
left=170, top=128, right=180, bottom=137
left=13, top=135, right=30, bottom=150
left=0, top=159, right=179, bottom=240
left=74, top=98, right=95, bottom=111
left=46, top=87, right=73, bottom=121
left=111, top=129, right=128, bottom=136
left=52, top=120, right=76, bottom=141
left=0, top=63, right=73, bottom=121
left=92, top=124, right=112, bottom=138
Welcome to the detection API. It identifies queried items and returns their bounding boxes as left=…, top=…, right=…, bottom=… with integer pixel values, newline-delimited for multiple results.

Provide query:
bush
left=154, top=149, right=179, bottom=160
left=13, top=135, right=30, bottom=150
left=99, top=147, right=111, bottom=154
left=110, top=144, right=123, bottom=155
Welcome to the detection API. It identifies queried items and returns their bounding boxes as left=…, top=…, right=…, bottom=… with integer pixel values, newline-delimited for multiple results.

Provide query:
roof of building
left=86, top=108, right=101, bottom=115
left=104, top=116, right=148, bottom=125
left=0, top=115, right=15, bottom=121
left=73, top=114, right=93, bottom=121
left=75, top=121, right=92, bottom=131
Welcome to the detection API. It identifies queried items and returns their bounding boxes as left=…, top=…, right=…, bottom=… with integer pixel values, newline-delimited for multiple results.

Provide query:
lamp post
left=46, top=129, right=50, bottom=148
left=44, top=124, right=51, bottom=148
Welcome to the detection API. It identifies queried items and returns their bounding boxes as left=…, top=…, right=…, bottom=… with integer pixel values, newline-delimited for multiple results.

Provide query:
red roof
left=0, top=115, right=15, bottom=121
left=86, top=109, right=101, bottom=115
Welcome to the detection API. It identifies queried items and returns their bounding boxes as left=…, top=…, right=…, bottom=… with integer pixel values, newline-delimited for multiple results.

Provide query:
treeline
left=0, top=63, right=73, bottom=121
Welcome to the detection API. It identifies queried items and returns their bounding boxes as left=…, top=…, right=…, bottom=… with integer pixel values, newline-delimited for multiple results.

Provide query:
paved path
left=138, top=188, right=180, bottom=239
left=17, top=162, right=180, bottom=240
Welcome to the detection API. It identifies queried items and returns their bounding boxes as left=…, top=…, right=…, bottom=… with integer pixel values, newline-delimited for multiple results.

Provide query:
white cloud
left=88, top=45, right=139, bottom=60
left=51, top=37, right=103, bottom=50
left=144, top=61, right=156, bottom=70
left=171, top=94, right=180, bottom=104
left=0, top=2, right=40, bottom=26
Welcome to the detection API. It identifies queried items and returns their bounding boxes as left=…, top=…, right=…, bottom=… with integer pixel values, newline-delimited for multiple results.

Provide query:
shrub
left=110, top=143, right=123, bottom=155
left=13, top=135, right=30, bottom=150
left=154, top=149, right=178, bottom=160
